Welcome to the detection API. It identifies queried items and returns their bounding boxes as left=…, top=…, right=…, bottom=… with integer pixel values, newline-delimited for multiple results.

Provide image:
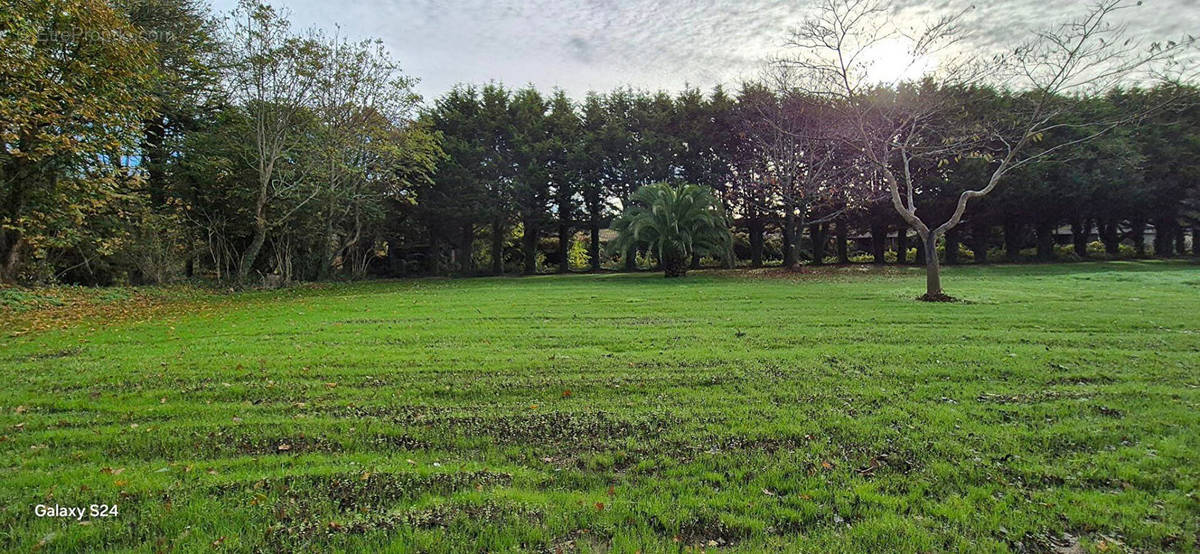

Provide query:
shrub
left=608, top=183, right=732, bottom=277
left=568, top=237, right=591, bottom=271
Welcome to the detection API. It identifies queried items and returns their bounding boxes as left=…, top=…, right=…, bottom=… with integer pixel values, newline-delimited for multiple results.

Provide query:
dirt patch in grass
left=322, top=404, right=449, bottom=424
left=104, top=430, right=429, bottom=460
left=279, top=471, right=513, bottom=510
left=12, top=346, right=83, bottom=361
left=216, top=470, right=513, bottom=510
left=267, top=498, right=540, bottom=550
left=976, top=391, right=1088, bottom=405
left=432, top=411, right=681, bottom=444
left=649, top=513, right=753, bottom=548
left=250, top=472, right=520, bottom=549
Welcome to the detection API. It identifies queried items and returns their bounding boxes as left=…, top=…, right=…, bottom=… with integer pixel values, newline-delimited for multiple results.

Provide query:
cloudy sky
left=208, top=0, right=1197, bottom=101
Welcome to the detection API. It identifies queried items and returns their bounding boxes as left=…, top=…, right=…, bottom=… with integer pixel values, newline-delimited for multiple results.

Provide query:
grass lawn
left=1, top=261, right=1198, bottom=552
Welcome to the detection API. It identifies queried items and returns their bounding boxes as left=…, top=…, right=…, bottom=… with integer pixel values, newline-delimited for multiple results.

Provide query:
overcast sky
left=208, top=0, right=1198, bottom=102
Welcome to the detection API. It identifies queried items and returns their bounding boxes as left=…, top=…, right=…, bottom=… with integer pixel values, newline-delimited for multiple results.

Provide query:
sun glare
left=862, top=38, right=936, bottom=84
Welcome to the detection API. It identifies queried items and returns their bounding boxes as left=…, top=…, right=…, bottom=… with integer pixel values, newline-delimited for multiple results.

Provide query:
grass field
left=1, top=261, right=1198, bottom=552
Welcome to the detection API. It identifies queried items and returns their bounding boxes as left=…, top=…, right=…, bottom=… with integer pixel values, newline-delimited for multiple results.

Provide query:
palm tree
left=608, top=182, right=732, bottom=277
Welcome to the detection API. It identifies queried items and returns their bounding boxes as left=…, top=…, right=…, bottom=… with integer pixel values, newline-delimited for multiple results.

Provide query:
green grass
left=1, top=261, right=1198, bottom=552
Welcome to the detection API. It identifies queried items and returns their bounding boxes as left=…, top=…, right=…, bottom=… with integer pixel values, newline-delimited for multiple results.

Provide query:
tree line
left=2, top=0, right=1196, bottom=288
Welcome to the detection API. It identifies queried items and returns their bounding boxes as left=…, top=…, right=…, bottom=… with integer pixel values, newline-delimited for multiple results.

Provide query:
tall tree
left=479, top=84, right=515, bottom=275
left=509, top=87, right=551, bottom=274
left=578, top=93, right=610, bottom=272
left=225, top=0, right=323, bottom=283
left=310, top=32, right=430, bottom=278
left=424, top=86, right=488, bottom=273
left=1, top=0, right=156, bottom=282
left=545, top=91, right=583, bottom=273
left=121, top=0, right=221, bottom=207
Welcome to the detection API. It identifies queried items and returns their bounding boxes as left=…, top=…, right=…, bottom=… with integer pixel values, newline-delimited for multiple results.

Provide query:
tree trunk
left=810, top=224, right=826, bottom=265
left=1175, top=225, right=1187, bottom=256
left=460, top=222, right=475, bottom=274
left=1004, top=220, right=1022, bottom=261
left=914, top=232, right=926, bottom=265
left=491, top=219, right=504, bottom=275
left=1129, top=218, right=1146, bottom=257
left=920, top=232, right=946, bottom=301
left=836, top=221, right=849, bottom=264
left=663, top=250, right=687, bottom=278
left=1193, top=227, right=1200, bottom=257
left=1100, top=219, right=1120, bottom=255
left=1071, top=219, right=1090, bottom=258
left=142, top=116, right=169, bottom=207
left=238, top=175, right=272, bottom=285
left=782, top=211, right=798, bottom=269
left=945, top=227, right=959, bottom=265
left=0, top=234, right=24, bottom=284
left=522, top=219, right=538, bottom=275
left=971, top=223, right=988, bottom=264
left=1153, top=218, right=1173, bottom=257
left=319, top=202, right=337, bottom=281
left=0, top=157, right=31, bottom=283
left=623, top=246, right=637, bottom=271
left=896, top=229, right=908, bottom=264
left=589, top=208, right=601, bottom=273
left=0, top=186, right=24, bottom=282
left=749, top=218, right=764, bottom=268
left=1035, top=223, right=1054, bottom=261
left=870, top=222, right=886, bottom=266
left=557, top=220, right=570, bottom=273
left=238, top=219, right=268, bottom=284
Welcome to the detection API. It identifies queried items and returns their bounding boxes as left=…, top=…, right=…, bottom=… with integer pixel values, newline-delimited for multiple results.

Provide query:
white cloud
left=208, top=0, right=1197, bottom=101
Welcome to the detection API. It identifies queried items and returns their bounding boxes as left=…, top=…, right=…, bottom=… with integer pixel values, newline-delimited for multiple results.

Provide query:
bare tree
left=783, top=0, right=1193, bottom=299
left=739, top=69, right=834, bottom=267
